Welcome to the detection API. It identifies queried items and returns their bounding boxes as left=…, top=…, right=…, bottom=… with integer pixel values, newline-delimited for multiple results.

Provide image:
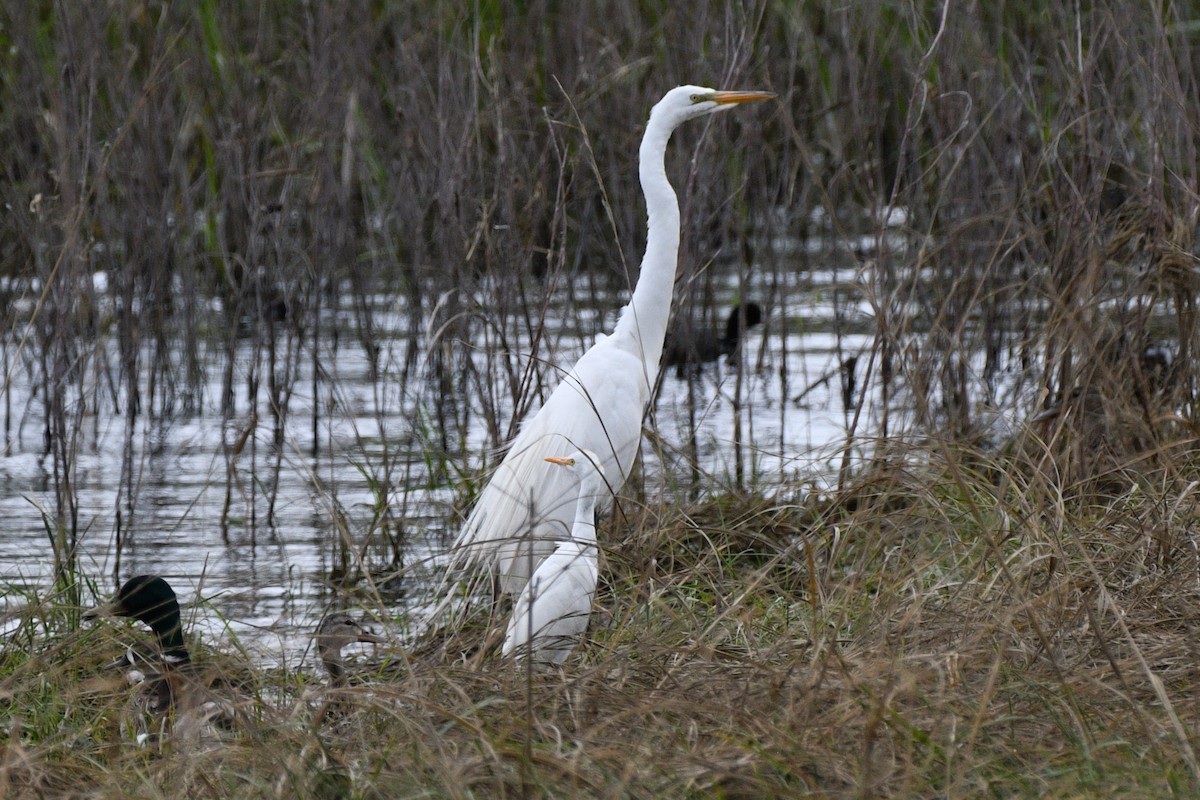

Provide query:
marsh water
left=0, top=223, right=894, bottom=672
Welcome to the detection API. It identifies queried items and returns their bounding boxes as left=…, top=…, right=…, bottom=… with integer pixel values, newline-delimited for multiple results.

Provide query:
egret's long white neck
left=610, top=110, right=682, bottom=380
left=571, top=488, right=601, bottom=546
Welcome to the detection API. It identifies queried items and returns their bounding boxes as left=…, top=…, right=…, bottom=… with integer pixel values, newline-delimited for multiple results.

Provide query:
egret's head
left=545, top=448, right=602, bottom=472
left=545, top=449, right=608, bottom=491
left=652, top=85, right=775, bottom=125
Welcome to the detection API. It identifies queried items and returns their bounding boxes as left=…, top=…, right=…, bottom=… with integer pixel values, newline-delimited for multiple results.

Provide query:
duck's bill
left=83, top=600, right=123, bottom=621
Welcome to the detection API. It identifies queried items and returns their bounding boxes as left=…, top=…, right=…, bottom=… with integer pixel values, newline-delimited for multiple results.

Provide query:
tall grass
left=6, top=455, right=1200, bottom=796
left=3, top=2, right=1195, bottom=485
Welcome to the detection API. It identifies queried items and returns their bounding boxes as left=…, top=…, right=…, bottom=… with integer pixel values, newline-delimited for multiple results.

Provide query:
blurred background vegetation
left=3, top=1, right=1199, bottom=446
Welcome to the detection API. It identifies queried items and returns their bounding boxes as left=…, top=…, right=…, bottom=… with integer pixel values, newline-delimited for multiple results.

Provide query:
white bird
left=503, top=450, right=608, bottom=666
left=445, top=86, right=773, bottom=600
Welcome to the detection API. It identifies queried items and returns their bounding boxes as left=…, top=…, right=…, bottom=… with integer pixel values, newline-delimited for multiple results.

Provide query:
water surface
left=0, top=244, right=876, bottom=671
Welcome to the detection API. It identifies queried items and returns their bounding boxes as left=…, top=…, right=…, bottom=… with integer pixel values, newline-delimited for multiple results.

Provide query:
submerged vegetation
left=2, top=0, right=1200, bottom=796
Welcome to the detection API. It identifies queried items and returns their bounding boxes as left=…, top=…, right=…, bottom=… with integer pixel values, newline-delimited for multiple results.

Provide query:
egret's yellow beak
left=545, top=455, right=575, bottom=466
left=710, top=90, right=775, bottom=105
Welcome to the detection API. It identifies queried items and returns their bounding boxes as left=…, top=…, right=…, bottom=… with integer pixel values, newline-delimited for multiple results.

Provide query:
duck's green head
left=86, top=575, right=189, bottom=664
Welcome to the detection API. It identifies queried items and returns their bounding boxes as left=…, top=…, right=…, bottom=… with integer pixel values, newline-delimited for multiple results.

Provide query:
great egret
left=312, top=612, right=386, bottom=685
left=447, top=86, right=773, bottom=599
left=502, top=450, right=608, bottom=666
left=664, top=301, right=764, bottom=376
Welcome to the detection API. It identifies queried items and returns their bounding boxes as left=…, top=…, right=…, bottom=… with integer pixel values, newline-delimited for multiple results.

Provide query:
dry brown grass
left=4, top=427, right=1200, bottom=797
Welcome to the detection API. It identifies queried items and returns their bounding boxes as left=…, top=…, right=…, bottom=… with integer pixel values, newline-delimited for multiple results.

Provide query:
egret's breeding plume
left=503, top=450, right=609, bottom=666
left=447, top=86, right=773, bottom=599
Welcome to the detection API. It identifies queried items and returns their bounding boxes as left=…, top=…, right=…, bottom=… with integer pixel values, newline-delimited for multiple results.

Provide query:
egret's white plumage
left=503, top=450, right=608, bottom=665
left=447, top=86, right=773, bottom=598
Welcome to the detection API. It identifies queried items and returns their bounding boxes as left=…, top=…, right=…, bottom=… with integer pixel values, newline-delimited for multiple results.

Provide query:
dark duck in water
left=663, top=302, right=764, bottom=377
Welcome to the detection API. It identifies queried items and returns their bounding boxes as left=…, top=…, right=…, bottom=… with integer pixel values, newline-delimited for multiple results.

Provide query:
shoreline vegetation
left=3, top=2, right=1200, bottom=796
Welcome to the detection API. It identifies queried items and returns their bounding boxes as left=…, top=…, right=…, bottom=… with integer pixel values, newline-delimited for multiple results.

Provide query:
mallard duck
left=84, top=575, right=249, bottom=743
left=312, top=612, right=386, bottom=686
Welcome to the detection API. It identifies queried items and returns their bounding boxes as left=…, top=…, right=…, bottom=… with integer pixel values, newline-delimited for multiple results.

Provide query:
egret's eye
left=690, top=94, right=703, bottom=103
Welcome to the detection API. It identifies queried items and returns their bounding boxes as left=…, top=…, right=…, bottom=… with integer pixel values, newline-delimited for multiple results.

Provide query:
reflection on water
left=0, top=260, right=871, bottom=669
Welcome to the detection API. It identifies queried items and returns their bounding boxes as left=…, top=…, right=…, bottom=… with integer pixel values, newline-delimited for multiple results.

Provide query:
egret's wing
left=445, top=340, right=645, bottom=594
left=502, top=543, right=598, bottom=664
